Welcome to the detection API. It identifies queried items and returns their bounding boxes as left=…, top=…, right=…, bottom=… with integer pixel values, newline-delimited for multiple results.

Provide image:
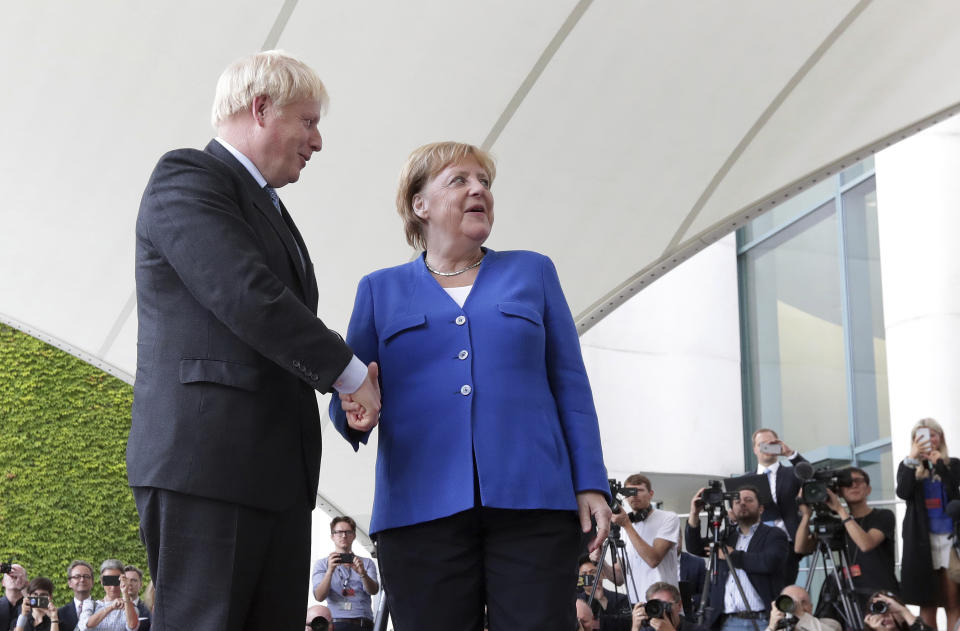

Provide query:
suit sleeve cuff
left=332, top=355, right=367, bottom=394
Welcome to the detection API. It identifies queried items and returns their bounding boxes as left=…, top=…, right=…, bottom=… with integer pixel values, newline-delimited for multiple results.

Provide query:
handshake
left=341, top=362, right=381, bottom=431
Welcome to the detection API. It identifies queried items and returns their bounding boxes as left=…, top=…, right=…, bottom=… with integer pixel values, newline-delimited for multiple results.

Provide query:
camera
left=0, top=562, right=11, bottom=575
left=27, top=595, right=49, bottom=609
left=775, top=594, right=797, bottom=614
left=102, top=574, right=121, bottom=587
left=308, top=616, right=330, bottom=631
left=644, top=599, right=672, bottom=619
left=337, top=552, right=355, bottom=564
left=701, top=480, right=739, bottom=508
left=869, top=600, right=888, bottom=614
left=796, top=465, right=853, bottom=506
left=608, top=478, right=639, bottom=513
left=577, top=573, right=597, bottom=589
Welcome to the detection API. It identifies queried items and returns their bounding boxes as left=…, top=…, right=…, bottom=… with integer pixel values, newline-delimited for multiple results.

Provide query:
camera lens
left=775, top=595, right=796, bottom=614
left=870, top=601, right=888, bottom=614
left=645, top=599, right=666, bottom=618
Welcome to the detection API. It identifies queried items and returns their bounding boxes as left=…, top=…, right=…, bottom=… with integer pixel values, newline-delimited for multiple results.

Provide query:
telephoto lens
left=869, top=601, right=889, bottom=614
left=775, top=595, right=797, bottom=614
left=645, top=599, right=671, bottom=619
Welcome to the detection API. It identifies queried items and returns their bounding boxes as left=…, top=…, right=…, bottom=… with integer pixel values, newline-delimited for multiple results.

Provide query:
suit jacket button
left=458, top=350, right=469, bottom=360
left=460, top=385, right=472, bottom=395
left=455, top=315, right=466, bottom=325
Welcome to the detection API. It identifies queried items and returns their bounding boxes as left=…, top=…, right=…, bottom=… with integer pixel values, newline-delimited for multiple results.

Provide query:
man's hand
left=344, top=362, right=380, bottom=431
left=824, top=488, right=844, bottom=515
left=327, top=551, right=344, bottom=570
left=773, top=439, right=795, bottom=458
left=649, top=615, right=677, bottom=631
left=689, top=488, right=705, bottom=526
left=797, top=489, right=811, bottom=518
left=631, top=603, right=646, bottom=631
left=351, top=556, right=366, bottom=577
left=578, top=491, right=612, bottom=552
left=768, top=600, right=786, bottom=630
left=611, top=509, right=631, bottom=528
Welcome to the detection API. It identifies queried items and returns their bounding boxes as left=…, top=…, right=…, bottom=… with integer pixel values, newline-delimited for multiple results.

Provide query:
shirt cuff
left=788, top=451, right=800, bottom=461
left=333, top=356, right=367, bottom=394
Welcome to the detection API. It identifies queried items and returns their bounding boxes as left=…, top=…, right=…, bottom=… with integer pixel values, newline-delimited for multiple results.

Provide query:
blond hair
left=211, top=50, right=328, bottom=129
left=911, top=417, right=949, bottom=480
left=395, top=141, right=496, bottom=251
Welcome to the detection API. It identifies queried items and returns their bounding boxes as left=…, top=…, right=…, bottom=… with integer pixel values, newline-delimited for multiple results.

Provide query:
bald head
left=306, top=604, right=333, bottom=630
left=781, top=585, right=813, bottom=615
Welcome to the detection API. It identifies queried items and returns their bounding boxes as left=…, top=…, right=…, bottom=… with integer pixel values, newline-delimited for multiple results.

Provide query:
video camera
left=608, top=478, right=638, bottom=514
left=701, top=479, right=739, bottom=509
left=794, top=462, right=853, bottom=507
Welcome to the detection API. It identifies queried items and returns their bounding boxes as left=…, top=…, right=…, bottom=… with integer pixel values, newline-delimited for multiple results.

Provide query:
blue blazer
left=331, top=249, right=609, bottom=534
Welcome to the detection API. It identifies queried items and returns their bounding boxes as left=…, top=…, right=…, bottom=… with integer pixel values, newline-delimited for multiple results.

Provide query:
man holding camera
left=597, top=474, right=680, bottom=604
left=750, top=429, right=809, bottom=584
left=630, top=582, right=708, bottom=631
left=578, top=554, right=631, bottom=627
left=686, top=486, right=788, bottom=630
left=794, top=467, right=898, bottom=618
left=766, top=585, right=840, bottom=631
left=311, top=517, right=378, bottom=630
left=122, top=566, right=150, bottom=631
left=2, top=564, right=28, bottom=631
left=78, top=560, right=139, bottom=631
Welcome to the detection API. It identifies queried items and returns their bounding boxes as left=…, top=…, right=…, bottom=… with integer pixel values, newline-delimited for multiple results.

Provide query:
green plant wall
left=0, top=323, right=146, bottom=602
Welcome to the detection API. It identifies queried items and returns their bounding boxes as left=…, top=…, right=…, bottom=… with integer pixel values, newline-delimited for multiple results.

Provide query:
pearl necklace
left=424, top=252, right=485, bottom=276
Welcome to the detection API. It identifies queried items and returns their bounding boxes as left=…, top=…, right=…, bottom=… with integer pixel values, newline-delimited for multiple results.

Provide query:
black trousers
left=376, top=507, right=581, bottom=631
left=133, top=486, right=311, bottom=631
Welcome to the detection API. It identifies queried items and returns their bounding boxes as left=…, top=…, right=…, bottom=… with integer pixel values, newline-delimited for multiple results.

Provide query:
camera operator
left=630, top=582, right=708, bottom=631
left=14, top=577, right=59, bottom=631
left=862, top=591, right=934, bottom=631
left=579, top=554, right=631, bottom=625
left=311, top=517, right=379, bottom=630
left=598, top=474, right=680, bottom=603
left=2, top=563, right=28, bottom=630
left=687, top=486, right=788, bottom=630
left=305, top=604, right=333, bottom=631
left=766, top=585, right=839, bottom=631
left=794, top=467, right=898, bottom=616
left=750, top=429, right=809, bottom=584
left=78, top=560, right=139, bottom=631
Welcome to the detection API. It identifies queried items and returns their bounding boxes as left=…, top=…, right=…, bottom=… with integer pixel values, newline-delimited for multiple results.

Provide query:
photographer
left=122, top=566, right=150, bottom=631
left=599, top=474, right=680, bottom=603
left=2, top=563, right=28, bottom=630
left=311, top=517, right=378, bottom=630
left=14, top=577, right=59, bottom=631
left=305, top=604, right=333, bottom=631
left=630, top=582, right=707, bottom=631
left=765, top=585, right=839, bottom=631
left=896, top=418, right=960, bottom=631
left=578, top=554, right=631, bottom=625
left=750, top=429, right=809, bottom=584
left=862, top=591, right=934, bottom=631
left=686, top=486, right=788, bottom=630
left=794, top=467, right=898, bottom=616
left=78, top=560, right=139, bottom=631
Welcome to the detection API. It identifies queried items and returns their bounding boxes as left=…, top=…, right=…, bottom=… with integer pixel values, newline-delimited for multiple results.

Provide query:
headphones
left=628, top=506, right=652, bottom=523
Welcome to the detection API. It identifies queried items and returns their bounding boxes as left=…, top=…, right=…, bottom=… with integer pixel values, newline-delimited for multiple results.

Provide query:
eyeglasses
left=849, top=478, right=868, bottom=486
left=332, top=530, right=355, bottom=536
left=69, top=574, right=93, bottom=581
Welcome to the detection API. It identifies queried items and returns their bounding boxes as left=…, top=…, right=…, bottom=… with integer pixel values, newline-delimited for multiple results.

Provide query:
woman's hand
left=909, top=434, right=930, bottom=460
left=577, top=491, right=612, bottom=552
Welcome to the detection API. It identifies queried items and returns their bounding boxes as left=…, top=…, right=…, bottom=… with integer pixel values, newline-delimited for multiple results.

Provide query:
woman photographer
left=862, top=592, right=933, bottom=631
left=14, top=577, right=59, bottom=631
left=896, top=418, right=960, bottom=630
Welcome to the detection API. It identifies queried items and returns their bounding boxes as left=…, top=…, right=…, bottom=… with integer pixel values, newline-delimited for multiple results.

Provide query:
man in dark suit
left=686, top=486, right=788, bottom=630
left=1, top=564, right=27, bottom=631
left=127, top=50, right=381, bottom=631
left=749, top=428, right=809, bottom=584
left=57, top=560, right=94, bottom=631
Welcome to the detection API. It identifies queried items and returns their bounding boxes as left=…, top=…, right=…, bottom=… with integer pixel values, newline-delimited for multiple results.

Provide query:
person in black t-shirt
left=795, top=466, right=899, bottom=617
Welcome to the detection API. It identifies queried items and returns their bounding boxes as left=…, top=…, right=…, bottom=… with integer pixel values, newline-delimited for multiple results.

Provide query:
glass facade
left=737, top=160, right=892, bottom=489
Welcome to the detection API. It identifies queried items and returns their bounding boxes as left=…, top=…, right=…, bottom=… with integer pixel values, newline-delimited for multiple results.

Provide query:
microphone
left=794, top=461, right=814, bottom=481
left=946, top=500, right=960, bottom=521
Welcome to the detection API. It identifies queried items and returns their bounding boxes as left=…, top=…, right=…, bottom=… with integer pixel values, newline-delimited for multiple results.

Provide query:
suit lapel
left=204, top=140, right=311, bottom=300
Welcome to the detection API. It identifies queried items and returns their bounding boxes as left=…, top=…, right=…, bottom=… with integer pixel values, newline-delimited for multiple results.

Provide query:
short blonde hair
left=911, top=417, right=949, bottom=479
left=396, top=141, right=496, bottom=251
left=211, top=50, right=329, bottom=128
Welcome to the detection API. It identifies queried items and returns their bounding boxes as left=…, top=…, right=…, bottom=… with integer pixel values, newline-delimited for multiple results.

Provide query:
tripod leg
left=721, top=545, right=762, bottom=631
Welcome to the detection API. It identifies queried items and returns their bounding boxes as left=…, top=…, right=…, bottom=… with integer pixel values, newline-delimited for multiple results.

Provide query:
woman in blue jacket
left=331, top=141, right=611, bottom=630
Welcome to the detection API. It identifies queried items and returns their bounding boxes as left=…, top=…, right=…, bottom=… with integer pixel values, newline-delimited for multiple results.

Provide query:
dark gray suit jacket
left=127, top=140, right=353, bottom=511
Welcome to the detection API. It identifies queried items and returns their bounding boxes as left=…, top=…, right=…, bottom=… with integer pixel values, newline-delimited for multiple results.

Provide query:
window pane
left=741, top=199, right=849, bottom=455
left=742, top=178, right=837, bottom=243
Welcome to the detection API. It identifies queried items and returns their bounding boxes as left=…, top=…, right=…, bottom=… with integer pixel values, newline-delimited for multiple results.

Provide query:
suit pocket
left=382, top=313, right=427, bottom=343
left=179, top=358, right=261, bottom=391
left=498, top=302, right=543, bottom=326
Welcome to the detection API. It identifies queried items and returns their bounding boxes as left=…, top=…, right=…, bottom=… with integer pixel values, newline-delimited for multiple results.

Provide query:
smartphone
left=759, top=442, right=782, bottom=455
left=102, top=575, right=121, bottom=586
left=27, top=595, right=49, bottom=609
left=338, top=552, right=355, bottom=564
left=916, top=427, right=932, bottom=448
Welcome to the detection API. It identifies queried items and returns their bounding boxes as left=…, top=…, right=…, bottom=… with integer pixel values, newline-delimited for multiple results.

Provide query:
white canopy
left=3, top=0, right=960, bottom=536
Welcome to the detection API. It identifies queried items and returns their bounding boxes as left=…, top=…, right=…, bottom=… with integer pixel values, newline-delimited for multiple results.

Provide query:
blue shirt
left=311, top=556, right=378, bottom=619
left=923, top=478, right=952, bottom=534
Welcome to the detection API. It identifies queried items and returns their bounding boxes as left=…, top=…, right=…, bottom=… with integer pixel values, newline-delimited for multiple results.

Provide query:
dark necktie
left=264, top=186, right=306, bottom=271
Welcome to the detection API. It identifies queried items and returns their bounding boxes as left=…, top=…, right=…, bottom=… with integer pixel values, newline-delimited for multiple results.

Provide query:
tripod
left=803, top=516, right=863, bottom=631
left=586, top=520, right=639, bottom=613
left=695, top=504, right=761, bottom=631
